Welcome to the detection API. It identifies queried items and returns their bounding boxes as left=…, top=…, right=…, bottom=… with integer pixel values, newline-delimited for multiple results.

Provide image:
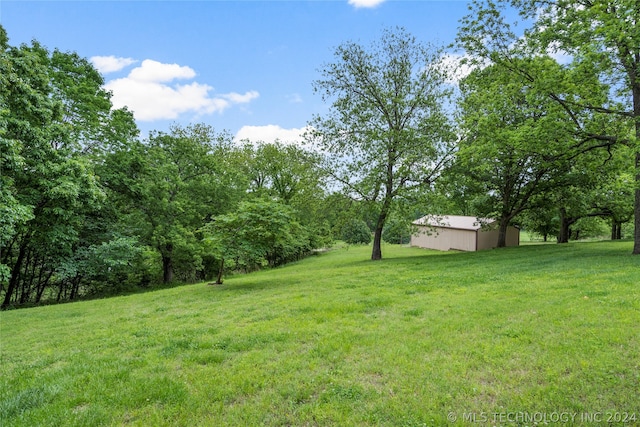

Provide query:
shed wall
left=411, top=226, right=477, bottom=251
left=411, top=225, right=520, bottom=251
left=506, top=226, right=520, bottom=247
left=476, top=229, right=499, bottom=250
left=476, top=227, right=520, bottom=250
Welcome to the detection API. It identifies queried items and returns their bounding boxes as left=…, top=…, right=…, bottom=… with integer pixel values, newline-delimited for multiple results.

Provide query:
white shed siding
left=476, top=228, right=498, bottom=250
left=410, top=215, right=520, bottom=252
left=411, top=226, right=477, bottom=251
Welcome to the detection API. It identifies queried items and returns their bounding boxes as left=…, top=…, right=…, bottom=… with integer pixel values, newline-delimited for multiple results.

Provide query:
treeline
left=0, top=27, right=366, bottom=308
left=307, top=25, right=636, bottom=261
left=2, top=9, right=638, bottom=308
left=455, top=0, right=640, bottom=253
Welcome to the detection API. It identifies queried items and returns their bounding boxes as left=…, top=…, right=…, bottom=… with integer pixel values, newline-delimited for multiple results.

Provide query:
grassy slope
left=1, top=241, right=639, bottom=426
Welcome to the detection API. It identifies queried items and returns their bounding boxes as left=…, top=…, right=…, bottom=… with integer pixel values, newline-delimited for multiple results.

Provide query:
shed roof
left=412, top=215, right=495, bottom=231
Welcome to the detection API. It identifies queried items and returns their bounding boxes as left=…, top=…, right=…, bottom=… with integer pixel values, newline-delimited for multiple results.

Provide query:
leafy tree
left=571, top=217, right=609, bottom=241
left=308, top=27, right=454, bottom=260
left=592, top=147, right=635, bottom=239
left=341, top=219, right=372, bottom=245
left=56, top=236, right=144, bottom=297
left=553, top=145, right=635, bottom=242
left=240, top=141, right=323, bottom=203
left=315, top=192, right=357, bottom=239
left=0, top=29, right=133, bottom=307
left=131, top=124, right=244, bottom=284
left=425, top=170, right=478, bottom=217
left=238, top=141, right=330, bottom=241
left=203, top=199, right=310, bottom=284
left=519, top=202, right=559, bottom=242
left=458, top=0, right=640, bottom=253
left=455, top=59, right=580, bottom=246
left=382, top=218, right=411, bottom=245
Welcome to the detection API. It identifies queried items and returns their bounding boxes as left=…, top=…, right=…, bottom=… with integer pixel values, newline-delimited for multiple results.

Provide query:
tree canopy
left=308, top=27, right=454, bottom=260
left=458, top=0, right=640, bottom=253
left=0, top=31, right=136, bottom=307
left=2, top=18, right=638, bottom=307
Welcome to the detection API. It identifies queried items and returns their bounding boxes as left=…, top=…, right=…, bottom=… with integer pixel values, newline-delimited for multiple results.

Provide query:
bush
left=382, top=220, right=410, bottom=244
left=341, top=219, right=372, bottom=245
left=572, top=217, right=609, bottom=240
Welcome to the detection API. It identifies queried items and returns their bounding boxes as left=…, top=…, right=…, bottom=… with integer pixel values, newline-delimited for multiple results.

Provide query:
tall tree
left=240, top=141, right=325, bottom=207
left=308, top=27, right=454, bottom=260
left=455, top=59, right=594, bottom=247
left=458, top=0, right=640, bottom=253
left=238, top=141, right=331, bottom=244
left=0, top=29, right=135, bottom=307
left=554, top=144, right=634, bottom=242
left=203, top=199, right=313, bottom=284
left=132, top=124, right=244, bottom=283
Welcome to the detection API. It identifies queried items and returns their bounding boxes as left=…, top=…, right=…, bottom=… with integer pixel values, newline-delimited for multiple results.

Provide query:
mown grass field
left=1, top=241, right=639, bottom=426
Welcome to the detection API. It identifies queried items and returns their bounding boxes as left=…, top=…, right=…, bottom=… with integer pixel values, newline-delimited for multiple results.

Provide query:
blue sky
left=1, top=0, right=472, bottom=142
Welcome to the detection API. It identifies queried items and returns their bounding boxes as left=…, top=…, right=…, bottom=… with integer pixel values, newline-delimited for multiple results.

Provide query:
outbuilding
left=410, top=215, right=520, bottom=252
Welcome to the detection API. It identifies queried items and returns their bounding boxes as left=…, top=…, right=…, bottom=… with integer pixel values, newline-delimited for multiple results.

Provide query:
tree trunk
left=558, top=207, right=572, bottom=244
left=371, top=200, right=391, bottom=261
left=162, top=243, right=174, bottom=284
left=215, top=258, right=225, bottom=285
left=612, top=220, right=622, bottom=240
left=35, top=270, right=53, bottom=303
left=371, top=225, right=383, bottom=260
left=56, top=282, right=65, bottom=302
left=1, top=240, right=28, bottom=309
left=19, top=249, right=35, bottom=304
left=635, top=151, right=640, bottom=253
left=632, top=77, right=640, bottom=254
left=69, top=276, right=81, bottom=300
left=497, top=217, right=509, bottom=248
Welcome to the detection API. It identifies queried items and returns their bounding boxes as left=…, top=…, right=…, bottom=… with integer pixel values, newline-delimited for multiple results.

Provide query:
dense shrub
left=341, top=219, right=372, bottom=245
left=382, top=220, right=411, bottom=244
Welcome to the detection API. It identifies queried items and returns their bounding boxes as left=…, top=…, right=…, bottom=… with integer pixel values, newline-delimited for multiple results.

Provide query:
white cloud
left=90, top=55, right=137, bottom=74
left=222, top=91, right=260, bottom=104
left=286, top=93, right=303, bottom=104
left=129, top=59, right=196, bottom=82
left=103, top=59, right=259, bottom=121
left=348, top=0, right=386, bottom=8
left=234, top=124, right=311, bottom=145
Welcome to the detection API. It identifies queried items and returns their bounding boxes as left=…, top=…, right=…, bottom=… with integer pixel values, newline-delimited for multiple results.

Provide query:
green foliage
left=0, top=33, right=118, bottom=308
left=572, top=217, right=609, bottom=241
left=340, top=219, right=372, bottom=245
left=382, top=219, right=410, bottom=245
left=458, top=0, right=640, bottom=253
left=239, top=141, right=325, bottom=206
left=58, top=237, right=145, bottom=295
left=0, top=23, right=334, bottom=305
left=203, top=199, right=319, bottom=282
left=519, top=203, right=559, bottom=242
left=455, top=59, right=595, bottom=246
left=120, top=124, right=243, bottom=284
left=309, top=27, right=454, bottom=259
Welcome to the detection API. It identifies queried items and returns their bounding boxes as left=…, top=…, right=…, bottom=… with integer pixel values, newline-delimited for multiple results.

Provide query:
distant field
left=2, top=241, right=639, bottom=426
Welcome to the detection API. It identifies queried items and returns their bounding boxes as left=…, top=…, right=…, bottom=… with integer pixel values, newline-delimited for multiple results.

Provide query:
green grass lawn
left=1, top=241, right=639, bottom=426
